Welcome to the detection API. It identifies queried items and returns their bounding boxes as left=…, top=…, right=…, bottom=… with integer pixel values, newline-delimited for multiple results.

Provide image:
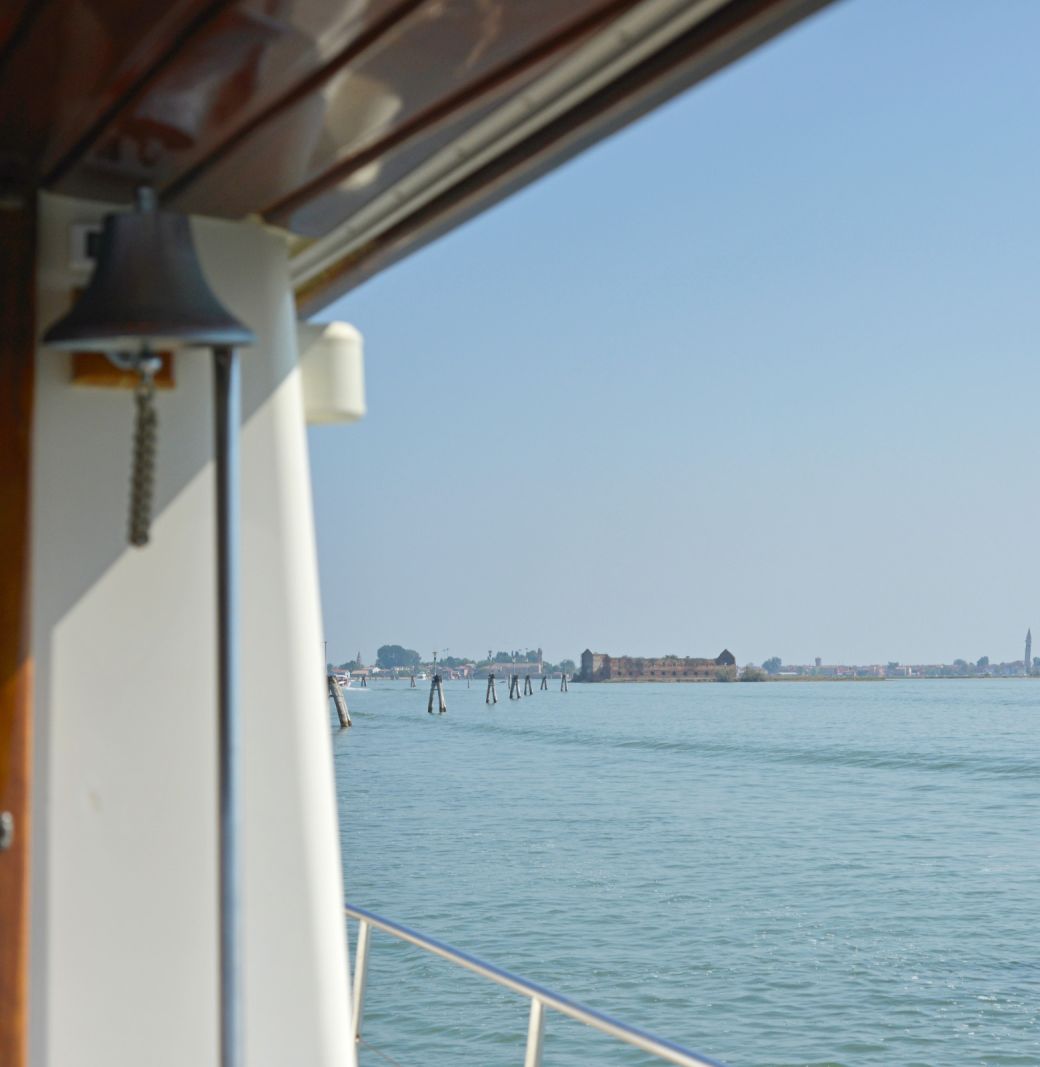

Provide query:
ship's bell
left=43, top=188, right=254, bottom=351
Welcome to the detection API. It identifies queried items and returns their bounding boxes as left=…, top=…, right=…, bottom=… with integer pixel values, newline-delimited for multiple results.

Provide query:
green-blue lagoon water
left=333, top=680, right=1038, bottom=1066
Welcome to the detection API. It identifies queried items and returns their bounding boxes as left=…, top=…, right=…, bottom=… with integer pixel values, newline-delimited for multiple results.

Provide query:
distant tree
left=494, top=651, right=513, bottom=664
left=337, top=658, right=362, bottom=671
left=1033, top=656, right=1040, bottom=671
left=714, top=665, right=737, bottom=682
left=977, top=655, right=990, bottom=669
left=741, top=665, right=767, bottom=682
left=558, top=659, right=576, bottom=675
left=376, top=644, right=421, bottom=669
left=953, top=659, right=967, bottom=669
left=762, top=657, right=782, bottom=675
left=438, top=656, right=468, bottom=669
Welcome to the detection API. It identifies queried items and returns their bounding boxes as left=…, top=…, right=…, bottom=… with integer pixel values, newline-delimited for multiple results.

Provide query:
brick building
left=579, top=648, right=735, bottom=682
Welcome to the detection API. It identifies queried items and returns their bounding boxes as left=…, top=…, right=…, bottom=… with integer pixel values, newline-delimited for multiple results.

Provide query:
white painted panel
left=30, top=194, right=354, bottom=1067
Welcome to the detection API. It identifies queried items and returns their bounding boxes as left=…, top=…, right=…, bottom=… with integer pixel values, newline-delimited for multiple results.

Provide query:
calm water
left=333, top=680, right=1039, bottom=1067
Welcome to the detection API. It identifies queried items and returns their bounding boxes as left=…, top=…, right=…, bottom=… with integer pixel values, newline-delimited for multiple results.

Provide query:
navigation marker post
left=427, top=673, right=447, bottom=715
left=328, top=675, right=351, bottom=728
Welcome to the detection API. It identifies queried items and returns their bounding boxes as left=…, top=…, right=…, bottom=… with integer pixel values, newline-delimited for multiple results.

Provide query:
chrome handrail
left=345, top=904, right=727, bottom=1067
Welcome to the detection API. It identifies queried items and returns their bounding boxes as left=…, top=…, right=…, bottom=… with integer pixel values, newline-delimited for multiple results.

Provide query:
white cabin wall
left=29, top=193, right=354, bottom=1067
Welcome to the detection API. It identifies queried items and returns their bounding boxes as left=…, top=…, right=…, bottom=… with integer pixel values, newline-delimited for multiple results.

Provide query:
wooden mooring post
left=561, top=673, right=569, bottom=692
left=328, top=674, right=351, bottom=728
left=540, top=675, right=548, bottom=691
left=410, top=675, right=416, bottom=688
left=486, top=672, right=497, bottom=704
left=427, top=673, right=447, bottom=715
left=523, top=675, right=533, bottom=695
left=509, top=674, right=521, bottom=700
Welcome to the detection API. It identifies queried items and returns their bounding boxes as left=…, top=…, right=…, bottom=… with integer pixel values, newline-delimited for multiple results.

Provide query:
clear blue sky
left=310, top=0, right=1040, bottom=668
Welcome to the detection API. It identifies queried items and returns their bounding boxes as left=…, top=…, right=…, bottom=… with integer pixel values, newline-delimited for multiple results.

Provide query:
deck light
left=298, top=321, right=366, bottom=424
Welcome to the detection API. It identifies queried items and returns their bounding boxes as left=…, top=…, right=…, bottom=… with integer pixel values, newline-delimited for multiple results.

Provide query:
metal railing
left=346, top=904, right=727, bottom=1067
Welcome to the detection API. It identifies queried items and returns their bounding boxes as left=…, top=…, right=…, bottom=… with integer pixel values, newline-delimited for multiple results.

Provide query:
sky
left=309, top=0, right=1040, bottom=669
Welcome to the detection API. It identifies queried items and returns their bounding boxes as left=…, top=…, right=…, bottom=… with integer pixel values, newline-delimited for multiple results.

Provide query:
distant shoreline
left=768, top=674, right=1040, bottom=682
left=578, top=674, right=1040, bottom=684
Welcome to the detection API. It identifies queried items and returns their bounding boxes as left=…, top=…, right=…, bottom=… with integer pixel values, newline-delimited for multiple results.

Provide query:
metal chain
left=128, top=355, right=159, bottom=547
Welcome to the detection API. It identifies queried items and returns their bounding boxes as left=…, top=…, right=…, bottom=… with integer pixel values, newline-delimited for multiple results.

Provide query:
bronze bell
left=43, top=188, right=254, bottom=351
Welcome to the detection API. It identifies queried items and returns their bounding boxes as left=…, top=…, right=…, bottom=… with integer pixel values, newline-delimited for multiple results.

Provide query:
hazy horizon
left=310, top=0, right=1040, bottom=669
left=328, top=643, right=1030, bottom=671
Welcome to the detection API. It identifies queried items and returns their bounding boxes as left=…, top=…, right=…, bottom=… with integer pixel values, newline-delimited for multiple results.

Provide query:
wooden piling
left=410, top=675, right=416, bottom=688
left=509, top=674, right=521, bottom=700
left=486, top=672, right=497, bottom=704
left=561, top=673, right=568, bottom=692
left=428, top=673, right=447, bottom=715
left=540, top=675, right=548, bottom=691
left=328, top=674, right=351, bottom=728
left=523, top=675, right=533, bottom=695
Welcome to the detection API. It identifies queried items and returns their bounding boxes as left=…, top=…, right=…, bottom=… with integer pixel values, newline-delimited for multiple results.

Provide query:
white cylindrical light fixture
left=298, top=321, right=366, bottom=424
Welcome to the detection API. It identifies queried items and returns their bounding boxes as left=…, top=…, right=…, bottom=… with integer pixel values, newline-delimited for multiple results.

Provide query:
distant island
left=327, top=634, right=1040, bottom=684
left=328, top=645, right=577, bottom=680
left=575, top=643, right=1040, bottom=683
left=577, top=649, right=738, bottom=683
left=756, top=630, right=1037, bottom=679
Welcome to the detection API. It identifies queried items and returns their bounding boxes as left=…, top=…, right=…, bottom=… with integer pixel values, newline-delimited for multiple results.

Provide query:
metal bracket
left=0, top=811, right=14, bottom=851
left=105, top=348, right=162, bottom=376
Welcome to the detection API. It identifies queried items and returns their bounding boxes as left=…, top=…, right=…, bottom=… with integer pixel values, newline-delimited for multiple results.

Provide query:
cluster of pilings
left=427, top=673, right=447, bottom=715
left=330, top=667, right=570, bottom=727
left=483, top=670, right=568, bottom=706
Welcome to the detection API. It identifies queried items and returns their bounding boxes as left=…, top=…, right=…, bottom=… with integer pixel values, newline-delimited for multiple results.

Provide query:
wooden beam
left=295, top=0, right=836, bottom=312
left=71, top=350, right=175, bottom=389
left=0, top=167, right=36, bottom=1067
left=158, top=0, right=430, bottom=205
left=260, top=0, right=643, bottom=225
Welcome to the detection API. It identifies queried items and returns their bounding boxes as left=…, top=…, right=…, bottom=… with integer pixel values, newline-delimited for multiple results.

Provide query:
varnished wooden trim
left=296, top=0, right=835, bottom=312
left=42, top=0, right=240, bottom=186
left=71, top=351, right=175, bottom=389
left=262, top=0, right=643, bottom=225
left=0, top=0, right=50, bottom=80
left=0, top=185, right=36, bottom=1067
left=160, top=0, right=430, bottom=204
